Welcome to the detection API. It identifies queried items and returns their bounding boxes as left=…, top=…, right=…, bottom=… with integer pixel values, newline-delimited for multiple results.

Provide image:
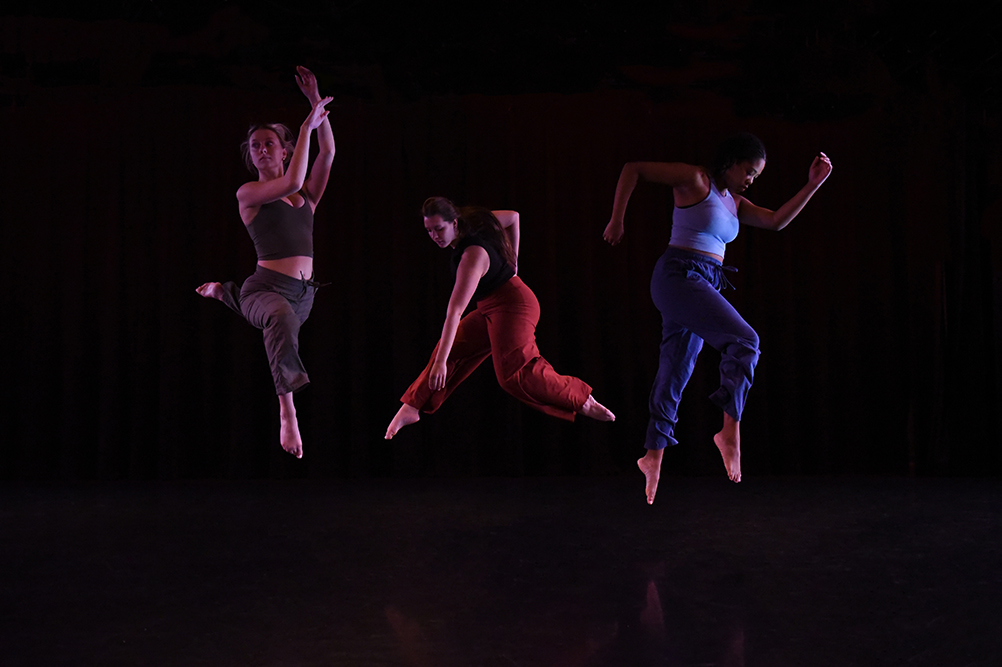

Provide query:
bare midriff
left=259, top=256, right=314, bottom=280
left=669, top=244, right=724, bottom=263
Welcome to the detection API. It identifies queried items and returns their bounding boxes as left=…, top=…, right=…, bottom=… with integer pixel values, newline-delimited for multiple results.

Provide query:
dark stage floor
left=2, top=475, right=1000, bottom=666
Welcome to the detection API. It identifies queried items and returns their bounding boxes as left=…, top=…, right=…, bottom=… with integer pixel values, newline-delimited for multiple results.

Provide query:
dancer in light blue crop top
left=669, top=179, right=739, bottom=258
left=604, top=133, right=832, bottom=503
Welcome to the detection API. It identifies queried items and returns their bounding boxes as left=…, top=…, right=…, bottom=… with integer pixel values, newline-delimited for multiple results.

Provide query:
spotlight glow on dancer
left=196, top=67, right=334, bottom=458
left=604, top=134, right=831, bottom=502
left=386, top=197, right=615, bottom=439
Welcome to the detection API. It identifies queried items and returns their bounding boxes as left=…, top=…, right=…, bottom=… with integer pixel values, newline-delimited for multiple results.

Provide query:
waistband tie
left=300, top=272, right=331, bottom=295
left=714, top=264, right=738, bottom=291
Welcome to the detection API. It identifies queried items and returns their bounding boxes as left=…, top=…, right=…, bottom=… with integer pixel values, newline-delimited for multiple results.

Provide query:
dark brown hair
left=421, top=196, right=517, bottom=268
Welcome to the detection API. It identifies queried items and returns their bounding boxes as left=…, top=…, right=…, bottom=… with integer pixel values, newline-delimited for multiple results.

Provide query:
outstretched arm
left=428, top=247, right=490, bottom=391
left=492, top=210, right=520, bottom=266
left=237, top=97, right=333, bottom=211
left=737, top=152, right=832, bottom=231
left=604, top=162, right=705, bottom=245
left=296, top=66, right=336, bottom=209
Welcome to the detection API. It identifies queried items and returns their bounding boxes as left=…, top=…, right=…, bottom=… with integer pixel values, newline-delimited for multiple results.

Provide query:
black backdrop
left=2, top=2, right=1000, bottom=479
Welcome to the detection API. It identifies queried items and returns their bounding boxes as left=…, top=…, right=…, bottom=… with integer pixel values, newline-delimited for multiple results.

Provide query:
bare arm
left=604, top=162, right=706, bottom=245
left=428, top=246, right=490, bottom=391
left=492, top=210, right=520, bottom=266
left=296, top=66, right=336, bottom=210
left=737, top=153, right=833, bottom=231
left=237, top=97, right=333, bottom=214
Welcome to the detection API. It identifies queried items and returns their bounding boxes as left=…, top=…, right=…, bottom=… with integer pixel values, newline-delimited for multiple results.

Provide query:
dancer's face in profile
left=722, top=158, right=766, bottom=194
left=248, top=129, right=287, bottom=173
left=424, top=214, right=459, bottom=248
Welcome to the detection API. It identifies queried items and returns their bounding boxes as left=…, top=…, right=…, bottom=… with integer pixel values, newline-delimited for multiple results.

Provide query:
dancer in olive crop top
left=385, top=197, right=615, bottom=439
left=604, top=133, right=832, bottom=503
left=196, top=66, right=334, bottom=459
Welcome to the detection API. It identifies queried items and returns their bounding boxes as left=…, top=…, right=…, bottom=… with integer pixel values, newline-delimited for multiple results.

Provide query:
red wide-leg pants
left=401, top=276, right=592, bottom=421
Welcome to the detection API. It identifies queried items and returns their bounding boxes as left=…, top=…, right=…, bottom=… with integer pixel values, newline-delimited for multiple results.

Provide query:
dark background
left=2, top=0, right=1000, bottom=480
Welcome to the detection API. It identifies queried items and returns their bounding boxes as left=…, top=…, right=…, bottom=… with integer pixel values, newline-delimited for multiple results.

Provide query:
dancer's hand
left=429, top=360, right=447, bottom=392
left=296, top=66, right=321, bottom=103
left=808, top=152, right=832, bottom=188
left=603, top=219, right=625, bottom=246
left=303, top=96, right=333, bottom=131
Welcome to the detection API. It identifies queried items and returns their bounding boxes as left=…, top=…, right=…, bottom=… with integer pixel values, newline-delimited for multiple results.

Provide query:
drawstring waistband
left=714, top=264, right=738, bottom=291
left=664, top=248, right=738, bottom=291
left=300, top=272, right=331, bottom=295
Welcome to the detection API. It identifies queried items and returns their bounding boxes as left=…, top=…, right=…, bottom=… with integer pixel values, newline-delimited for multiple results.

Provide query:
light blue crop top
left=669, top=180, right=739, bottom=257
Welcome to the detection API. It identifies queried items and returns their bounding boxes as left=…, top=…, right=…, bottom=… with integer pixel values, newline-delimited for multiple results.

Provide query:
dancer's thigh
left=654, top=274, right=754, bottom=350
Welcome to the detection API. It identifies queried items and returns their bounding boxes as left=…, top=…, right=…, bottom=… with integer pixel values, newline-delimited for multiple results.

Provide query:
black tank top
left=246, top=199, right=314, bottom=261
left=451, top=235, right=515, bottom=303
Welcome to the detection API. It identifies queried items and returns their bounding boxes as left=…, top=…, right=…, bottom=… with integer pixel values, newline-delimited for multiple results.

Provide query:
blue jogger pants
left=645, top=247, right=760, bottom=450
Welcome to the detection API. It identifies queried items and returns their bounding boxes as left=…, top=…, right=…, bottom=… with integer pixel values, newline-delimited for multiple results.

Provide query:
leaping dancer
left=386, top=197, right=615, bottom=440
left=197, top=67, right=334, bottom=458
left=604, top=134, right=831, bottom=503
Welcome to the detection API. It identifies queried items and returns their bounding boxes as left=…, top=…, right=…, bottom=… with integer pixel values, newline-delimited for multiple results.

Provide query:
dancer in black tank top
left=196, top=66, right=335, bottom=459
left=385, top=197, right=615, bottom=440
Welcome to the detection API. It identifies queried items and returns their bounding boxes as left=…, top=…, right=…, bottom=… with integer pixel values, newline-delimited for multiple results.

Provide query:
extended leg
left=386, top=309, right=492, bottom=439
left=240, top=280, right=315, bottom=456
left=640, top=326, right=702, bottom=504
left=242, top=289, right=311, bottom=395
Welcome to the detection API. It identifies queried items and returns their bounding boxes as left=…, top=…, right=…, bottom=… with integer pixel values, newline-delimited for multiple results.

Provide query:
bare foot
left=579, top=394, right=615, bottom=421
left=280, top=412, right=303, bottom=458
left=385, top=403, right=420, bottom=439
left=714, top=416, right=741, bottom=482
left=195, top=282, right=225, bottom=301
left=637, top=449, right=663, bottom=505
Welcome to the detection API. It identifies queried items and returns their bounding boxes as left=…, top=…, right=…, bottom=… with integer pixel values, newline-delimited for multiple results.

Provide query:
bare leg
left=195, top=282, right=225, bottom=301
left=637, top=448, right=663, bottom=505
left=278, top=392, right=303, bottom=458
left=579, top=394, right=615, bottom=421
left=713, top=413, right=741, bottom=482
left=385, top=403, right=421, bottom=439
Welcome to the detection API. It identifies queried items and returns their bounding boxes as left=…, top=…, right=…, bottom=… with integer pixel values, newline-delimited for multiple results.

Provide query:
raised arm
left=237, top=97, right=333, bottom=212
left=492, top=210, right=520, bottom=265
left=428, top=246, right=490, bottom=391
left=736, top=152, right=832, bottom=231
left=604, top=162, right=706, bottom=246
left=296, top=66, right=336, bottom=210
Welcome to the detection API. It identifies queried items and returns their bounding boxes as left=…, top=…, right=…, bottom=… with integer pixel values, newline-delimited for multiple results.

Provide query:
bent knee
left=266, top=308, right=301, bottom=331
left=727, top=331, right=760, bottom=361
left=497, top=376, right=521, bottom=395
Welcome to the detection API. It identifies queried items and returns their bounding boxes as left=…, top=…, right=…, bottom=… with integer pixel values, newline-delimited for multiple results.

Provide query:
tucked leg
left=481, top=279, right=593, bottom=421
left=195, top=281, right=242, bottom=315
left=665, top=276, right=759, bottom=422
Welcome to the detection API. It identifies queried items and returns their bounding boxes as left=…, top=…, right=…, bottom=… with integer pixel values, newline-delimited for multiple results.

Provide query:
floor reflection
left=377, top=532, right=756, bottom=667
left=3, top=477, right=1000, bottom=666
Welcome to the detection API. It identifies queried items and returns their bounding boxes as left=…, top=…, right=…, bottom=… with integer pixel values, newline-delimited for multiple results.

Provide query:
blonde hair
left=240, top=123, right=296, bottom=175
